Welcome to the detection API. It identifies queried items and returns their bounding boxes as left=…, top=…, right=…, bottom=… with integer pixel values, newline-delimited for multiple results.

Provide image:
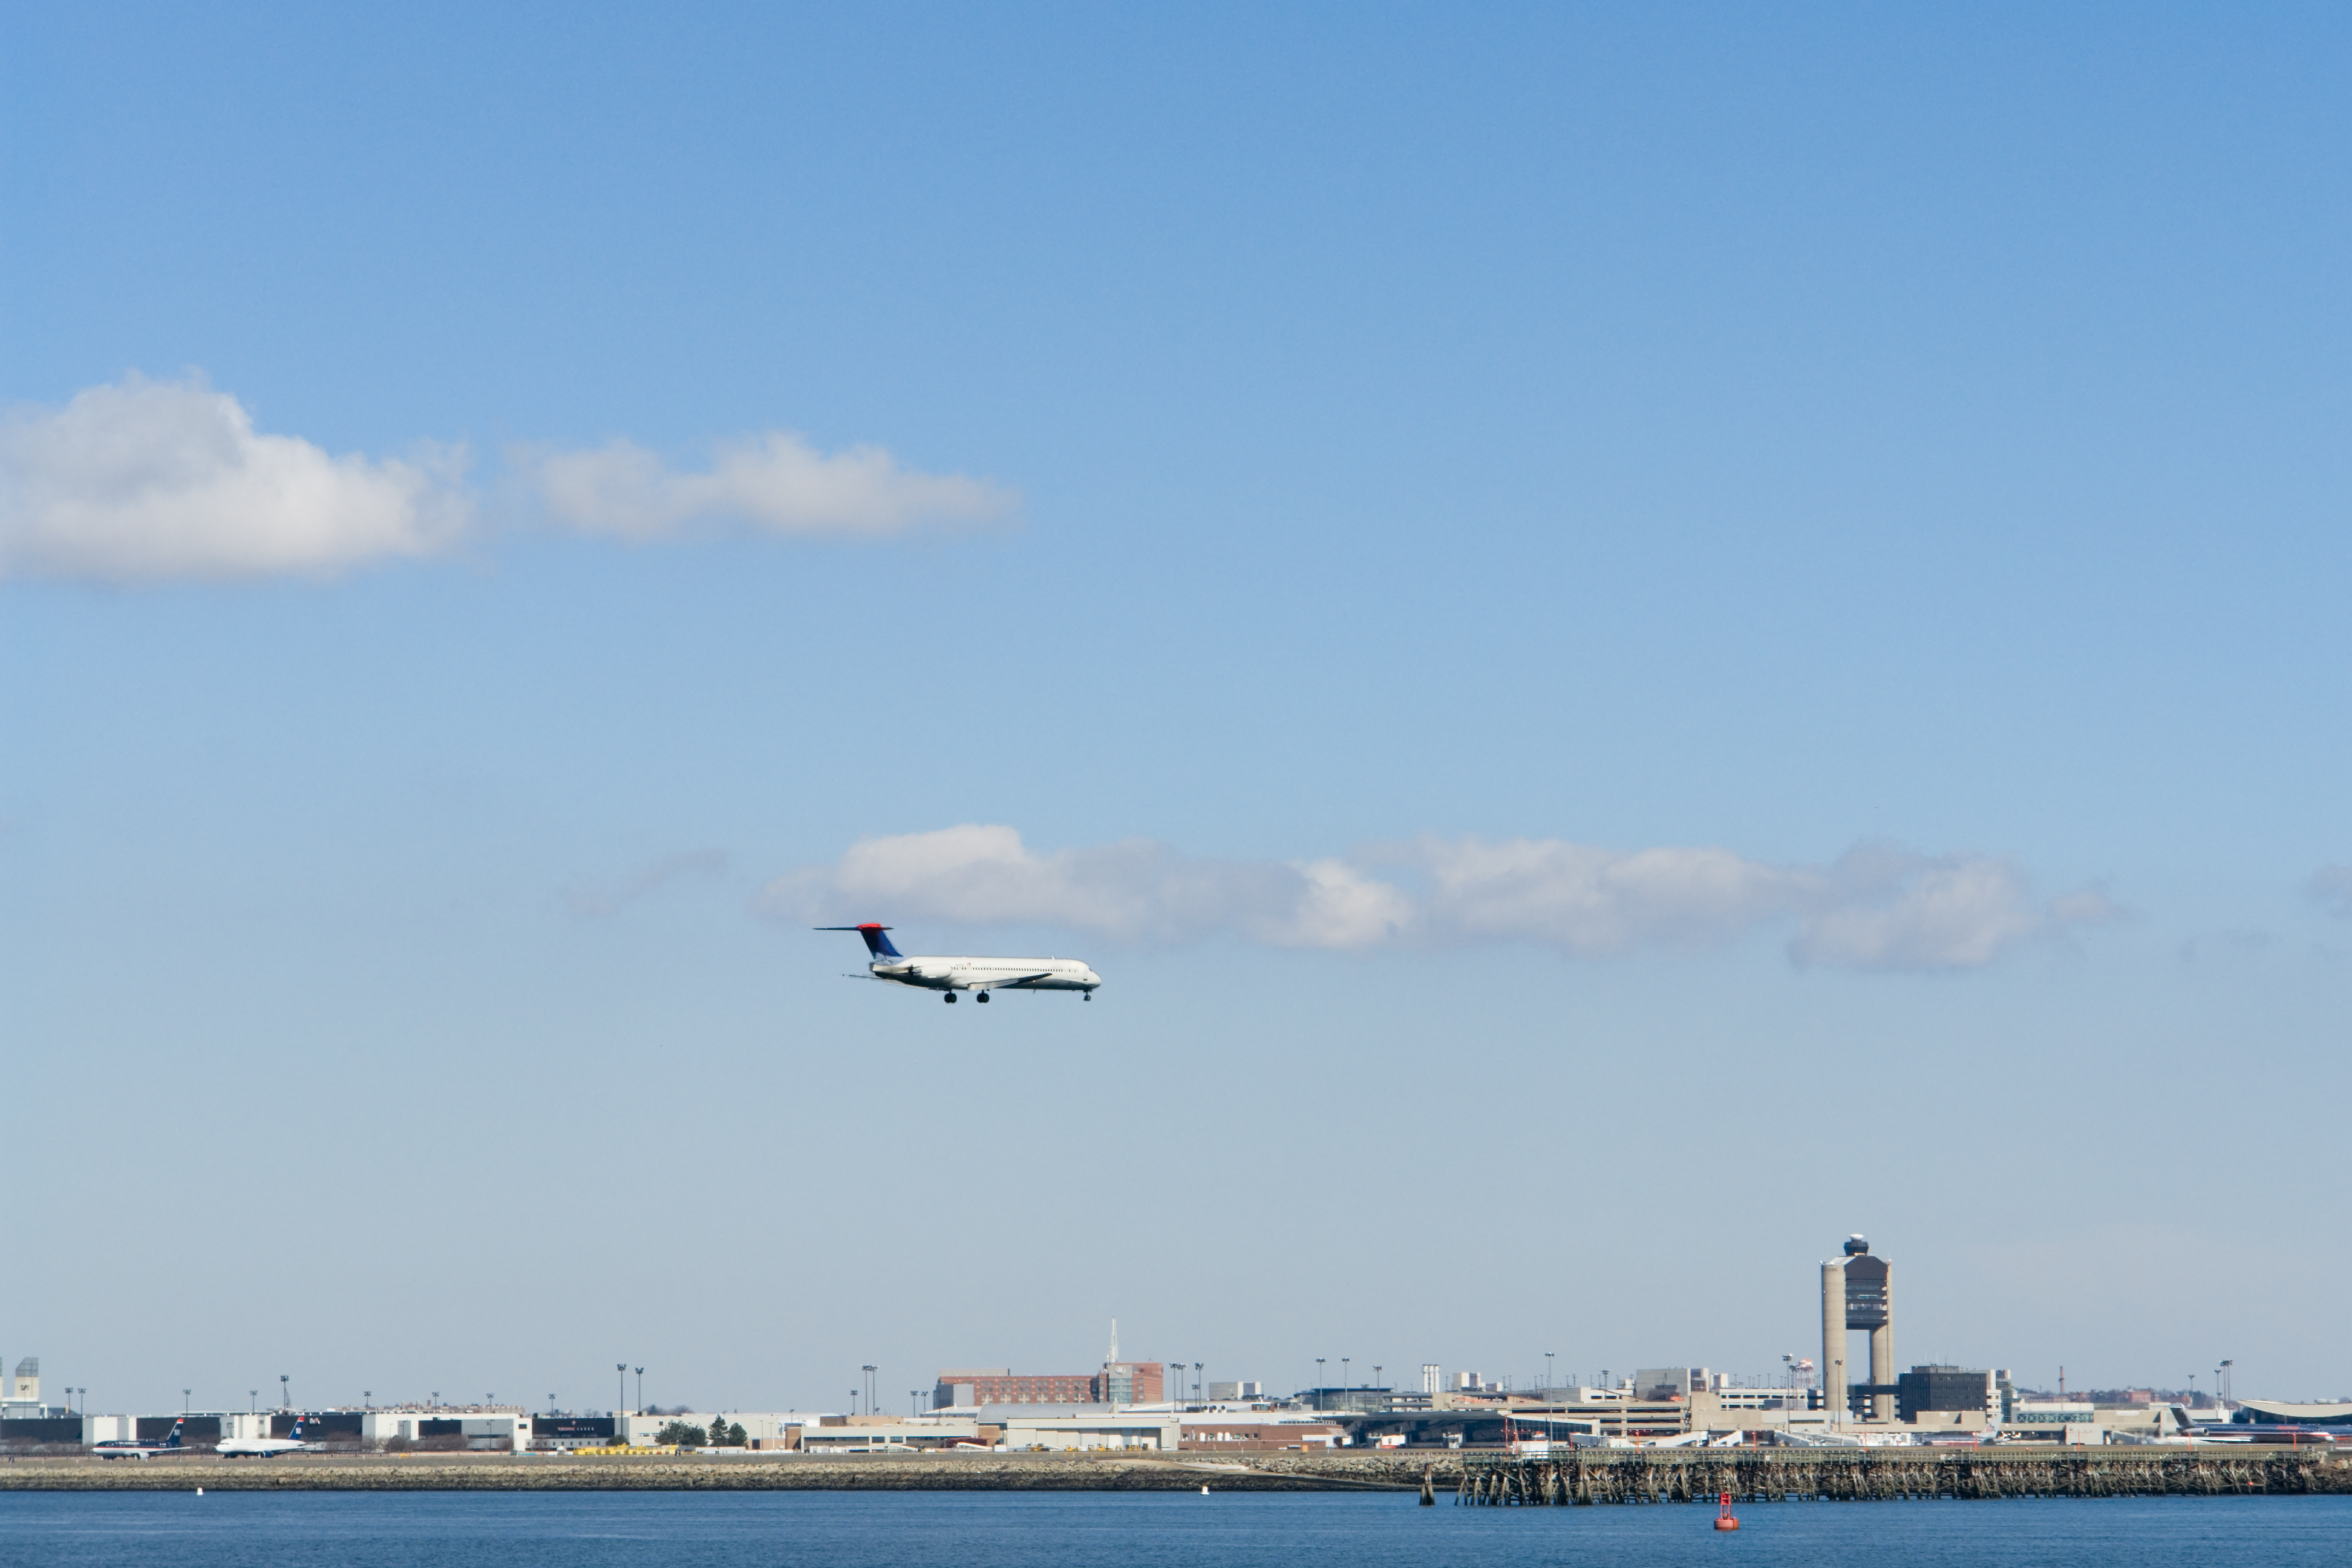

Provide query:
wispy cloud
left=565, top=848, right=730, bottom=918
left=765, top=826, right=2111, bottom=972
left=517, top=433, right=1016, bottom=540
left=2307, top=864, right=2352, bottom=920
left=0, top=373, right=468, bottom=581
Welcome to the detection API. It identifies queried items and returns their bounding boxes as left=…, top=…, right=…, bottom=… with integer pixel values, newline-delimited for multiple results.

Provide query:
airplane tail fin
left=816, top=923, right=902, bottom=959
left=163, top=1418, right=185, bottom=1449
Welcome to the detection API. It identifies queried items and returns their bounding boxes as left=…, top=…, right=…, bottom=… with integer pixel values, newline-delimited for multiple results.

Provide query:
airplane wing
left=982, top=973, right=1055, bottom=988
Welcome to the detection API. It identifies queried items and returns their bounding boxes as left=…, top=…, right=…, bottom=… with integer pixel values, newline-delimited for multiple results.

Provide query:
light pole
left=1546, top=1353, right=1555, bottom=1393
left=617, top=1365, right=627, bottom=1419
left=2220, top=1359, right=2233, bottom=1408
left=280, top=1374, right=290, bottom=1411
left=183, top=1389, right=191, bottom=1414
left=364, top=1391, right=371, bottom=1410
left=1193, top=1363, right=1203, bottom=1404
left=635, top=1368, right=644, bottom=1416
left=1315, top=1359, right=1325, bottom=1403
left=863, top=1366, right=877, bottom=1418
left=250, top=1390, right=258, bottom=1416
left=1342, top=1357, right=1350, bottom=1390
left=1374, top=1365, right=1383, bottom=1396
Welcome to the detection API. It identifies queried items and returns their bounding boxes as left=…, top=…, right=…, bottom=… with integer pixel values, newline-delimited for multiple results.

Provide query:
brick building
left=936, top=1362, right=1165, bottom=1408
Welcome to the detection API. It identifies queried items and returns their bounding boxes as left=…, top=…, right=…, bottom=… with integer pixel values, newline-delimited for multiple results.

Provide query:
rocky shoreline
left=0, top=1452, right=1408, bottom=1492
left=2, top=1448, right=2344, bottom=1497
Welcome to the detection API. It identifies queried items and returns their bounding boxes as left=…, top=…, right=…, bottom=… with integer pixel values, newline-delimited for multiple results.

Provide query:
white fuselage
left=870, top=955, right=1100, bottom=993
left=217, top=1437, right=311, bottom=1458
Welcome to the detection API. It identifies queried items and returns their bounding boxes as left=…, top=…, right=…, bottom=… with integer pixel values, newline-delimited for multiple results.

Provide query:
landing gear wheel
left=976, top=990, right=991, bottom=1003
left=943, top=992, right=956, bottom=1004
left=1083, top=991, right=1093, bottom=1001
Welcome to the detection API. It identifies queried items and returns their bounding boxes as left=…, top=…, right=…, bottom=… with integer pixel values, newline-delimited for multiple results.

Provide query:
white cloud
left=521, top=432, right=1016, bottom=540
left=767, top=826, right=2103, bottom=971
left=1783, top=845, right=2051, bottom=970
left=762, top=824, right=1390, bottom=949
left=1401, top=837, right=1795, bottom=953
left=0, top=374, right=468, bottom=581
left=0, top=373, right=1018, bottom=582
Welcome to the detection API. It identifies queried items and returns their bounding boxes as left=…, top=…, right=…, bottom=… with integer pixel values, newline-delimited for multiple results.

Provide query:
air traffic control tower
left=1820, top=1235, right=1893, bottom=1424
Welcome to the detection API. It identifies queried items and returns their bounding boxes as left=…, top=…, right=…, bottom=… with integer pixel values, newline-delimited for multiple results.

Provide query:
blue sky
left=3, top=2, right=2348, bottom=1416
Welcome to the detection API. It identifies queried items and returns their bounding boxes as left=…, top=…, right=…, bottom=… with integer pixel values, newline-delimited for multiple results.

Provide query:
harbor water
left=2, top=1489, right=2348, bottom=1567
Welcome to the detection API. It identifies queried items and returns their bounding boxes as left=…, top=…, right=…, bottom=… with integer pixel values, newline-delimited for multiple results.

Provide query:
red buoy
left=1714, top=1491, right=1740, bottom=1531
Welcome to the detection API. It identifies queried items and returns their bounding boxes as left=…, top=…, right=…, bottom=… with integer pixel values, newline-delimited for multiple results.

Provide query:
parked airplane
left=218, top=1415, right=317, bottom=1459
left=818, top=924, right=1101, bottom=1003
left=94, top=1418, right=188, bottom=1459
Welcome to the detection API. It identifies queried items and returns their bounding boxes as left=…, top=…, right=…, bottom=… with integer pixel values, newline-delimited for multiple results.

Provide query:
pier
left=1451, top=1448, right=2347, bottom=1505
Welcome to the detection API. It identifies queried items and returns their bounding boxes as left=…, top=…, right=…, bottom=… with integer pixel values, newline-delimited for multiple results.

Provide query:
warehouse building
left=798, top=1419, right=984, bottom=1452
left=1000, top=1413, right=1180, bottom=1451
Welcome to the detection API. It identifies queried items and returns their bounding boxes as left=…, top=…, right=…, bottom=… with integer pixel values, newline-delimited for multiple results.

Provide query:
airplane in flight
left=94, top=1418, right=191, bottom=1459
left=818, top=924, right=1101, bottom=1003
left=218, top=1415, right=319, bottom=1459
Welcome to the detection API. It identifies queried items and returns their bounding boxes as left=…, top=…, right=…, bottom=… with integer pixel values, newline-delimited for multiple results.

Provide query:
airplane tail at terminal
left=216, top=1413, right=315, bottom=1457
left=98, top=1417, right=189, bottom=1457
left=817, top=923, right=903, bottom=959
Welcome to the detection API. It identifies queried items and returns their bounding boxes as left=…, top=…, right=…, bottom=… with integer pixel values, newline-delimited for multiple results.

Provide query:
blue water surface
left=1, top=1490, right=2344, bottom=1567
